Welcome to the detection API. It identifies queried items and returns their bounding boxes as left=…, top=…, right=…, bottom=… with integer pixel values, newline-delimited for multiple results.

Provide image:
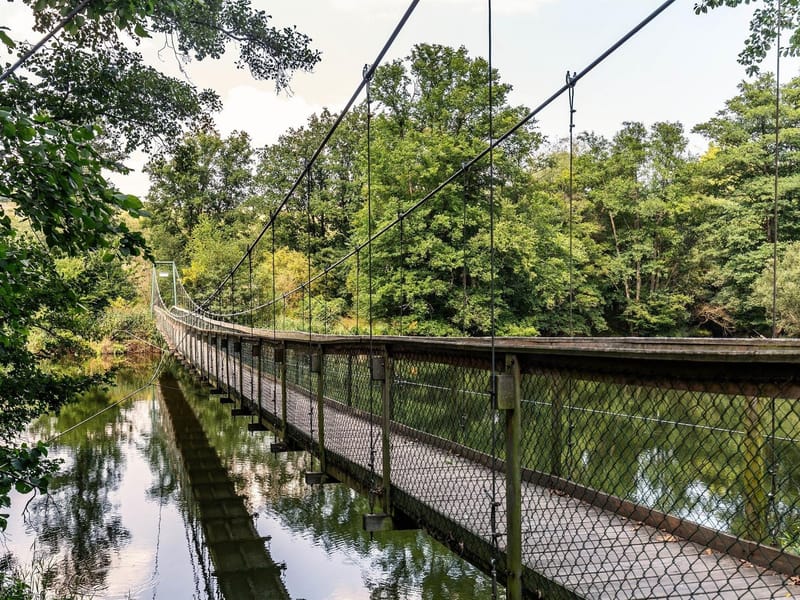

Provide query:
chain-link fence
left=155, top=307, right=800, bottom=599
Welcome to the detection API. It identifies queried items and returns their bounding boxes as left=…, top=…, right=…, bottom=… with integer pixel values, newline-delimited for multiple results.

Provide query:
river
left=1, top=358, right=497, bottom=599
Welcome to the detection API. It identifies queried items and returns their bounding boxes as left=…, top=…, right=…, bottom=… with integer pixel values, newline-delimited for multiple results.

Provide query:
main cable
left=0, top=0, right=92, bottom=84
left=181, top=0, right=679, bottom=322
left=197, top=0, right=421, bottom=311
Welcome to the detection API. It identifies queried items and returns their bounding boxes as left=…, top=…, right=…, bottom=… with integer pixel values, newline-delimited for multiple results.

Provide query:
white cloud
left=216, top=85, right=324, bottom=148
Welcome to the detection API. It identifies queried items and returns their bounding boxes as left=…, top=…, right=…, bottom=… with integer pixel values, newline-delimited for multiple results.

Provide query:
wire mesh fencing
left=155, top=307, right=800, bottom=599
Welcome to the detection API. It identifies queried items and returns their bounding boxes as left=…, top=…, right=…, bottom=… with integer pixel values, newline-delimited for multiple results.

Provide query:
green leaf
left=0, top=28, right=16, bottom=51
left=14, top=481, right=32, bottom=494
left=134, top=23, right=150, bottom=38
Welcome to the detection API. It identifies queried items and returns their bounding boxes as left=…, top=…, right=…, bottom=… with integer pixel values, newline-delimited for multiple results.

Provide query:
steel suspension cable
left=487, top=1, right=499, bottom=597
left=306, top=163, right=315, bottom=468
left=364, top=62, right=378, bottom=512
left=211, top=0, right=680, bottom=323
left=772, top=0, right=782, bottom=339
left=197, top=0, right=421, bottom=311
left=0, top=0, right=91, bottom=84
left=770, top=0, right=783, bottom=545
left=567, top=71, right=577, bottom=337
left=462, top=163, right=470, bottom=336
left=271, top=224, right=278, bottom=418
left=399, top=212, right=406, bottom=335
left=177, top=0, right=680, bottom=327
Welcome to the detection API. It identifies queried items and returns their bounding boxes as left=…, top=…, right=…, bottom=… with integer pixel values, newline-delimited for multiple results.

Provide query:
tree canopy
left=0, top=0, right=320, bottom=530
left=146, top=44, right=800, bottom=340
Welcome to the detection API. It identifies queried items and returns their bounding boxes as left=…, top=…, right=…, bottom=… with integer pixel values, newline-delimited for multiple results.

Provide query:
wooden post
left=503, top=354, right=522, bottom=600
left=551, top=372, right=565, bottom=478
left=316, top=348, right=326, bottom=473
left=743, top=395, right=767, bottom=541
left=382, top=351, right=393, bottom=515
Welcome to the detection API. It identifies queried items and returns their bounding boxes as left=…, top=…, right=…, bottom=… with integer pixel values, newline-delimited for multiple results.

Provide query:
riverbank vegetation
left=0, top=0, right=320, bottom=551
left=147, top=44, right=800, bottom=339
left=0, top=0, right=798, bottom=590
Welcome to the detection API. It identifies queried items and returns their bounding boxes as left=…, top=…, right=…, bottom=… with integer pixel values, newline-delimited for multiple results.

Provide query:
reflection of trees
left=21, top=367, right=153, bottom=597
left=273, top=486, right=494, bottom=599
left=538, top=380, right=800, bottom=543
left=173, top=372, right=494, bottom=599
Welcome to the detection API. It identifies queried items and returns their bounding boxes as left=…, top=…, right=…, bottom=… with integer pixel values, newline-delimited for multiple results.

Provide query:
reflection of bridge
left=155, top=306, right=800, bottom=599
left=157, top=370, right=290, bottom=600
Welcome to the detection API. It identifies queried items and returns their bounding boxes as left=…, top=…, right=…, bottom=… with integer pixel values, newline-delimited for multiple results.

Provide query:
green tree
left=695, top=0, right=800, bottom=75
left=577, top=122, right=702, bottom=334
left=692, top=73, right=800, bottom=334
left=0, top=0, right=320, bottom=529
left=753, top=241, right=800, bottom=334
left=357, top=44, right=540, bottom=335
left=146, top=129, right=255, bottom=264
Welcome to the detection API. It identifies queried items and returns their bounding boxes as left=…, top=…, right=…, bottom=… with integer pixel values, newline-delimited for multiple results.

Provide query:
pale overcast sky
left=4, top=0, right=794, bottom=196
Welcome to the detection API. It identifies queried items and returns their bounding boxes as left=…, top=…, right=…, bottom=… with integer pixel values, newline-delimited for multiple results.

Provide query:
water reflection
left=3, top=360, right=495, bottom=599
left=171, top=367, right=497, bottom=600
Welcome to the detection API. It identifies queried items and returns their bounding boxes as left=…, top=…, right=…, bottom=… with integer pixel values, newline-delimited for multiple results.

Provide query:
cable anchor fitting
left=566, top=70, right=577, bottom=127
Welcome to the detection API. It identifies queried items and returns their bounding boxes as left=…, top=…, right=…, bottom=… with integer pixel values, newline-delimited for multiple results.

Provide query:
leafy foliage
left=695, top=0, right=800, bottom=75
left=0, top=0, right=320, bottom=531
left=0, top=442, right=58, bottom=532
left=146, top=47, right=800, bottom=339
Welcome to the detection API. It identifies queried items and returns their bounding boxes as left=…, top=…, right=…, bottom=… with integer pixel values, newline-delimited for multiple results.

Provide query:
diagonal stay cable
left=197, top=0, right=421, bottom=311
left=206, top=0, right=678, bottom=320
left=0, top=0, right=92, bottom=84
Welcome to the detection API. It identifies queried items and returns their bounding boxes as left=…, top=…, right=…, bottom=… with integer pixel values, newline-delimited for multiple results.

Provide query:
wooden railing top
left=158, top=306, right=800, bottom=372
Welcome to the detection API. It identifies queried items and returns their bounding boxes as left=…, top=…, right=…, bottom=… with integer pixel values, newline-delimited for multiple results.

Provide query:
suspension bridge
left=151, top=297, right=800, bottom=600
left=144, top=0, right=800, bottom=598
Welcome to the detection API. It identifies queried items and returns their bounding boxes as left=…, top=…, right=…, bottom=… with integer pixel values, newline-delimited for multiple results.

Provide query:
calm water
left=1, top=359, right=496, bottom=599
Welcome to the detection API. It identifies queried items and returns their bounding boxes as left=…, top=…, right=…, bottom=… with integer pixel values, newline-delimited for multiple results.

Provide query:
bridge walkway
left=201, top=342, right=795, bottom=599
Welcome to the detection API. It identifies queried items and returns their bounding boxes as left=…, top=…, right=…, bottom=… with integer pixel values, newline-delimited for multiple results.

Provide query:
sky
left=4, top=0, right=795, bottom=196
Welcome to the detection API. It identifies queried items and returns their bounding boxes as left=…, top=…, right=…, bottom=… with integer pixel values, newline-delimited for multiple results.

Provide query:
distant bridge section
left=155, top=304, right=800, bottom=599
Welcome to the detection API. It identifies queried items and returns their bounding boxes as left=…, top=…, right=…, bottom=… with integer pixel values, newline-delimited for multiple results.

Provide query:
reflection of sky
left=4, top=368, right=492, bottom=599
left=4, top=401, right=205, bottom=599
left=264, top=509, right=374, bottom=600
left=633, top=447, right=734, bottom=533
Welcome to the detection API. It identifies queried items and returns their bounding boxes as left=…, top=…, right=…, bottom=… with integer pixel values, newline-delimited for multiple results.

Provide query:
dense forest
left=1, top=0, right=799, bottom=579
left=147, top=44, right=800, bottom=338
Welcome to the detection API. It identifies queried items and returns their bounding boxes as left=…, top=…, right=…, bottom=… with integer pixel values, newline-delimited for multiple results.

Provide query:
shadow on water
left=3, top=359, right=496, bottom=599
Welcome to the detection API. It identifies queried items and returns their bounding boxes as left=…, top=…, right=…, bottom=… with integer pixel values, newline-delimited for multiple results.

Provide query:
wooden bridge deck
left=201, top=352, right=798, bottom=600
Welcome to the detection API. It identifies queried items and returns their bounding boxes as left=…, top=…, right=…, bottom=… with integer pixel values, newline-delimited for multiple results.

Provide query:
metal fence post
left=213, top=336, right=220, bottom=391
left=223, top=338, right=232, bottom=403
left=551, top=372, right=565, bottom=478
left=316, top=349, right=326, bottom=474
left=257, top=343, right=263, bottom=412
left=238, top=339, right=244, bottom=402
left=280, top=346, right=288, bottom=439
left=743, top=395, right=767, bottom=541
